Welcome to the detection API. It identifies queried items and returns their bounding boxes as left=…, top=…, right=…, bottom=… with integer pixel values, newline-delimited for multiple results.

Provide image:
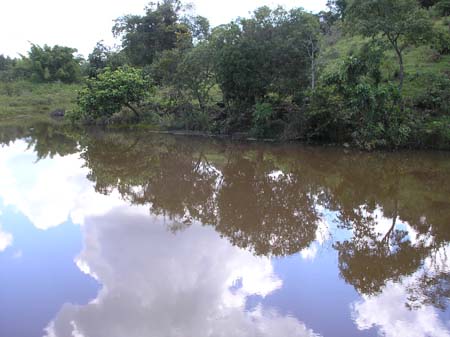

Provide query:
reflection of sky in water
left=0, top=139, right=449, bottom=337
left=0, top=200, right=99, bottom=337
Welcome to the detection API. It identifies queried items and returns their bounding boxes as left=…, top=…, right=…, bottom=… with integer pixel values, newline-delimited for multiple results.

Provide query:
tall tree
left=112, top=0, right=191, bottom=66
left=346, top=0, right=432, bottom=91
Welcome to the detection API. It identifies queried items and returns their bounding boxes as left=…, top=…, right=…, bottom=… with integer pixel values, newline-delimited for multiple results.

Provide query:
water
left=1, top=122, right=450, bottom=337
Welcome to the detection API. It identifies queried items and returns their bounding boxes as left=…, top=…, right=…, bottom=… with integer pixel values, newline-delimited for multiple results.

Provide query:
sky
left=0, top=0, right=327, bottom=58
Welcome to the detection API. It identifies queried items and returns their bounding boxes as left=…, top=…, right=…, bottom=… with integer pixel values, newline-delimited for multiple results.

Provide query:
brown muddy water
left=0, top=122, right=450, bottom=337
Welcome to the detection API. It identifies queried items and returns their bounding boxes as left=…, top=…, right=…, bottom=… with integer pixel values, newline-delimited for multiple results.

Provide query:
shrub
left=414, top=74, right=450, bottom=115
left=71, top=67, right=150, bottom=123
left=432, top=25, right=450, bottom=55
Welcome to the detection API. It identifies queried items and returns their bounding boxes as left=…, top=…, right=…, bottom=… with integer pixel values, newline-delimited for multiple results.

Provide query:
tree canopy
left=26, top=44, right=82, bottom=83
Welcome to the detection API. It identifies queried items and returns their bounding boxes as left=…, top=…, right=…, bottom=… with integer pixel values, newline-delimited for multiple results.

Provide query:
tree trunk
left=125, top=103, right=140, bottom=118
left=394, top=46, right=404, bottom=92
left=311, top=57, right=316, bottom=91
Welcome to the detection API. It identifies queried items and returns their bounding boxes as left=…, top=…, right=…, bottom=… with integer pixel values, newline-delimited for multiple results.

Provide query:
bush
left=419, top=116, right=450, bottom=148
left=432, top=25, right=450, bottom=55
left=305, top=49, right=410, bottom=149
left=251, top=103, right=274, bottom=138
left=414, top=74, right=450, bottom=115
left=70, top=67, right=150, bottom=123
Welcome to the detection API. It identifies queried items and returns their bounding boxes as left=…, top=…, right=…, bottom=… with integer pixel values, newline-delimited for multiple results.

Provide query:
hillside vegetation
left=0, top=0, right=449, bottom=149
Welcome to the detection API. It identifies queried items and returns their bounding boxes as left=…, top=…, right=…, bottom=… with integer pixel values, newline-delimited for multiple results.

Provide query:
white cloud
left=300, top=244, right=318, bottom=260
left=351, top=242, right=450, bottom=337
left=0, top=140, right=126, bottom=230
left=0, top=208, right=13, bottom=252
left=0, top=0, right=327, bottom=58
left=300, top=213, right=331, bottom=261
left=352, top=280, right=450, bottom=337
left=45, top=207, right=320, bottom=337
left=0, top=225, right=13, bottom=252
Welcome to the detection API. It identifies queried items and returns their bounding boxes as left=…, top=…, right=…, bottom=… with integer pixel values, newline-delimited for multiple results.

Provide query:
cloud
left=0, top=140, right=126, bottom=230
left=352, top=280, right=450, bottom=337
left=0, top=225, right=13, bottom=252
left=45, top=207, right=320, bottom=337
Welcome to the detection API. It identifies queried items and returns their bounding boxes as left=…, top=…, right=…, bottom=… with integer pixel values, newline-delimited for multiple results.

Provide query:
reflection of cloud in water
left=0, top=225, right=13, bottom=252
left=0, top=141, right=126, bottom=230
left=45, top=206, right=320, bottom=337
left=300, top=211, right=331, bottom=261
left=352, top=280, right=450, bottom=337
left=349, top=217, right=450, bottom=337
left=0, top=210, right=13, bottom=252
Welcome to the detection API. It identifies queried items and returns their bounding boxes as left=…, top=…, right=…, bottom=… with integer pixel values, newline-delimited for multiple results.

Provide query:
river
left=1, top=122, right=449, bottom=337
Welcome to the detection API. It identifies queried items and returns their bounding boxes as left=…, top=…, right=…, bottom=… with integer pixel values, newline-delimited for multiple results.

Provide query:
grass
left=0, top=81, right=80, bottom=122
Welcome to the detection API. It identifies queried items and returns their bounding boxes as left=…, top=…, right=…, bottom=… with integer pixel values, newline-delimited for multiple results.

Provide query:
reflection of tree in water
left=318, top=153, right=450, bottom=310
left=334, top=206, right=429, bottom=296
left=216, top=152, right=319, bottom=256
left=0, top=121, right=78, bottom=159
left=74, top=131, right=450, bottom=309
left=3, top=123, right=450, bottom=310
left=78, top=132, right=320, bottom=257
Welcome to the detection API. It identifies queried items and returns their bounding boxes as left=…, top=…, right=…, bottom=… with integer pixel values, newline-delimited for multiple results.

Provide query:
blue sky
left=0, top=0, right=327, bottom=58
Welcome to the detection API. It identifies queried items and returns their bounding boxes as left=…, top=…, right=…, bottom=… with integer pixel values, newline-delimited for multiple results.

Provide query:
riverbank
left=0, top=76, right=449, bottom=151
left=0, top=81, right=79, bottom=120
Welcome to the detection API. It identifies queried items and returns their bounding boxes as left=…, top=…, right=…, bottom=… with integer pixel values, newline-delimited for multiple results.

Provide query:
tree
left=0, top=55, right=16, bottom=81
left=436, top=0, right=450, bottom=15
left=112, top=0, right=191, bottom=66
left=288, top=10, right=321, bottom=90
left=183, top=15, right=211, bottom=42
left=212, top=7, right=314, bottom=109
left=87, top=41, right=127, bottom=77
left=176, top=42, right=216, bottom=111
left=0, top=54, right=14, bottom=71
left=75, top=67, right=150, bottom=121
left=346, top=0, right=433, bottom=91
left=26, top=44, right=82, bottom=83
left=419, top=0, right=438, bottom=8
left=327, top=0, right=347, bottom=18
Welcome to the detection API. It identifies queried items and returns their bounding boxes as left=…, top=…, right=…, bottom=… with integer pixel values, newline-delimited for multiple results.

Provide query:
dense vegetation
left=1, top=0, right=449, bottom=149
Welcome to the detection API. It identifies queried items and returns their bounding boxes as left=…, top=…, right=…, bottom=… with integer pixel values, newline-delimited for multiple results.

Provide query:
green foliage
left=73, top=67, right=150, bottom=122
left=414, top=74, right=450, bottom=114
left=183, top=15, right=211, bottom=41
left=435, top=0, right=450, bottom=15
left=347, top=0, right=433, bottom=44
left=422, top=117, right=450, bottom=148
left=176, top=42, right=216, bottom=110
left=0, top=55, right=16, bottom=81
left=432, top=24, right=450, bottom=54
left=87, top=41, right=128, bottom=77
left=26, top=44, right=82, bottom=83
left=306, top=45, right=411, bottom=149
left=0, top=55, right=14, bottom=72
left=113, top=0, right=191, bottom=66
left=0, top=81, right=79, bottom=119
left=251, top=103, right=274, bottom=138
left=212, top=7, right=320, bottom=111
left=346, top=0, right=433, bottom=90
left=2, top=1, right=449, bottom=150
left=419, top=0, right=439, bottom=8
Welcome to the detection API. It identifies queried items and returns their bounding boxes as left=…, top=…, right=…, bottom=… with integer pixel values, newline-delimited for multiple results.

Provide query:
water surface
left=1, top=123, right=450, bottom=337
